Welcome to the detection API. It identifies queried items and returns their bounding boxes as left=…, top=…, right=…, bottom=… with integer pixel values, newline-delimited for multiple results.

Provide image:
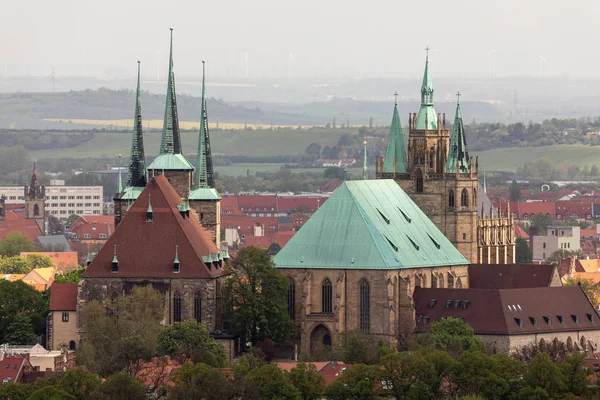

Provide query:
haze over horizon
left=3, top=0, right=599, bottom=80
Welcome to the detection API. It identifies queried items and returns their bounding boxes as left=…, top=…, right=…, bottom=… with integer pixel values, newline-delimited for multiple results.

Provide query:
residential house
left=20, top=252, right=79, bottom=274
left=47, top=283, right=78, bottom=351
left=532, top=226, right=580, bottom=261
left=21, top=267, right=56, bottom=291
left=68, top=215, right=115, bottom=244
left=0, top=355, right=33, bottom=386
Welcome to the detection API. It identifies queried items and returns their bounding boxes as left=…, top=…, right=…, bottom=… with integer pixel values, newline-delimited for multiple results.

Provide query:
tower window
left=322, top=278, right=332, bottom=313
left=461, top=189, right=469, bottom=207
left=359, top=280, right=370, bottom=333
left=447, top=273, right=455, bottom=288
left=287, top=277, right=296, bottom=321
left=173, top=291, right=182, bottom=322
left=448, top=190, right=455, bottom=207
left=416, top=169, right=424, bottom=193
left=33, top=204, right=40, bottom=217
left=194, top=291, right=202, bottom=322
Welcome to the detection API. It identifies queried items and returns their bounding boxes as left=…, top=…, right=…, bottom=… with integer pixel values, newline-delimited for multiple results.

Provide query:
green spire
left=159, top=28, right=182, bottom=155
left=86, top=248, right=93, bottom=266
left=382, top=96, right=408, bottom=174
left=446, top=93, right=470, bottom=174
left=194, top=60, right=215, bottom=189
left=415, top=48, right=437, bottom=130
left=483, top=172, right=487, bottom=193
left=117, top=154, right=123, bottom=193
left=174, top=245, right=180, bottom=264
left=127, top=61, right=147, bottom=188
left=362, top=140, right=368, bottom=180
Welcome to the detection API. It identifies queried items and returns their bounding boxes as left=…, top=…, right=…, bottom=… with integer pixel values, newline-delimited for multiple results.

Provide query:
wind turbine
left=539, top=55, right=548, bottom=77
left=487, top=49, right=496, bottom=79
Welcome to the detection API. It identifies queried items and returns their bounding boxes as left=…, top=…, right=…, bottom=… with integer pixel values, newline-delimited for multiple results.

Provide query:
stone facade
left=478, top=208, right=516, bottom=264
left=190, top=200, right=221, bottom=245
left=46, top=310, right=78, bottom=351
left=113, top=198, right=127, bottom=228
left=479, top=330, right=600, bottom=354
left=150, top=170, right=193, bottom=200
left=280, top=265, right=468, bottom=358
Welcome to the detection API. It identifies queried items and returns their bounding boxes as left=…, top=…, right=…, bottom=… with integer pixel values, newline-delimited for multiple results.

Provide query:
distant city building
left=532, top=225, right=581, bottom=261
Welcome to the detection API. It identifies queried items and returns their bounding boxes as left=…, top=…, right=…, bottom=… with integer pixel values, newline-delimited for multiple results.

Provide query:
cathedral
left=375, top=52, right=515, bottom=264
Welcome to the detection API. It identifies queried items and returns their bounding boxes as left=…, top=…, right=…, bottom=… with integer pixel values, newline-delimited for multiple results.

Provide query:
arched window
left=455, top=278, right=463, bottom=289
left=359, top=280, right=370, bottom=333
left=322, top=278, right=332, bottom=313
left=416, top=169, right=424, bottom=193
left=173, top=291, right=182, bottom=322
left=473, top=188, right=477, bottom=205
left=287, top=278, right=296, bottom=321
left=88, top=290, right=99, bottom=303
left=448, top=190, right=455, bottom=207
left=69, top=340, right=76, bottom=351
left=33, top=204, right=40, bottom=217
left=194, top=291, right=202, bottom=322
left=432, top=274, right=438, bottom=288
left=461, top=189, right=469, bottom=207
left=447, top=273, right=455, bottom=288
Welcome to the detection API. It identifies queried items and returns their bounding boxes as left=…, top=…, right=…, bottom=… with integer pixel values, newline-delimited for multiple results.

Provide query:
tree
left=0, top=382, right=34, bottom=400
left=24, top=254, right=54, bottom=269
left=560, top=352, right=591, bottom=397
left=169, top=362, right=236, bottom=400
left=5, top=312, right=36, bottom=345
left=530, top=213, right=552, bottom=236
left=521, top=353, right=565, bottom=398
left=222, top=246, right=293, bottom=346
left=0, top=232, right=36, bottom=256
left=66, top=214, right=81, bottom=228
left=379, top=352, right=436, bottom=400
left=54, top=268, right=85, bottom=283
left=323, top=166, right=345, bottom=180
left=156, top=319, right=226, bottom=367
left=511, top=339, right=570, bottom=364
left=77, top=286, right=163, bottom=377
left=509, top=178, right=521, bottom=202
left=47, top=215, right=64, bottom=235
left=305, top=143, right=322, bottom=161
left=325, top=364, right=378, bottom=400
left=592, top=164, right=600, bottom=177
left=28, top=387, right=75, bottom=400
left=288, top=363, right=325, bottom=400
left=0, top=280, right=48, bottom=343
left=243, top=364, right=300, bottom=400
left=515, top=238, right=533, bottom=263
left=564, top=277, right=600, bottom=307
left=422, top=317, right=481, bottom=356
left=334, top=331, right=382, bottom=365
left=544, top=249, right=583, bottom=265
left=52, top=367, right=102, bottom=400
left=92, top=373, right=148, bottom=400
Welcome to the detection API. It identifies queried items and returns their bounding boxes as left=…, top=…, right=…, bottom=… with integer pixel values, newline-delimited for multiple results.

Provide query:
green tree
left=515, top=238, right=533, bottom=263
left=422, top=317, right=481, bottom=356
left=422, top=350, right=455, bottom=398
left=169, top=362, right=236, bottom=400
left=335, top=330, right=382, bottom=365
left=530, top=213, right=552, bottom=236
left=156, top=319, right=226, bottom=367
left=450, top=351, right=518, bottom=399
left=53, top=367, right=102, bottom=400
left=379, top=352, right=436, bottom=400
left=564, top=277, right=600, bottom=307
left=54, top=268, right=85, bottom=283
left=325, top=364, right=378, bottom=400
left=544, top=249, right=583, bottom=265
left=5, top=312, right=36, bottom=345
left=323, top=166, right=344, bottom=180
left=28, top=387, right=75, bottom=400
left=0, top=280, right=48, bottom=342
left=305, top=143, right=322, bottom=161
left=243, top=364, right=300, bottom=400
left=559, top=352, right=591, bottom=396
left=222, top=246, right=292, bottom=345
left=66, top=214, right=81, bottom=228
left=77, top=286, right=163, bottom=377
left=521, top=353, right=565, bottom=398
left=0, top=232, right=37, bottom=257
left=592, top=164, right=600, bottom=177
left=47, top=215, right=64, bottom=235
left=23, top=254, right=54, bottom=269
left=92, top=373, right=148, bottom=400
left=0, top=382, right=34, bottom=400
left=509, top=178, right=521, bottom=202
left=288, top=363, right=326, bottom=400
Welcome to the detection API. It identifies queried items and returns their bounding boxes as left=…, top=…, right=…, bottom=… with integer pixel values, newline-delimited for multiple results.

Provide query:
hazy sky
left=3, top=0, right=599, bottom=79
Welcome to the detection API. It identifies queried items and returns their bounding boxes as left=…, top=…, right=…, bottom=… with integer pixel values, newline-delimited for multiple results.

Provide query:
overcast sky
left=3, top=0, right=599, bottom=79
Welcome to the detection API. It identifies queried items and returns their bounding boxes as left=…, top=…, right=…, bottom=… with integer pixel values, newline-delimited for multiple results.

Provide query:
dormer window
left=173, top=245, right=180, bottom=273
left=146, top=195, right=153, bottom=222
left=111, top=245, right=119, bottom=273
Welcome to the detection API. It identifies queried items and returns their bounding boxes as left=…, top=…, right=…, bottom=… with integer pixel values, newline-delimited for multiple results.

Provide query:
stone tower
left=188, top=61, right=221, bottom=246
left=114, top=61, right=147, bottom=228
left=376, top=52, right=479, bottom=263
left=147, top=28, right=194, bottom=199
left=25, top=164, right=46, bottom=234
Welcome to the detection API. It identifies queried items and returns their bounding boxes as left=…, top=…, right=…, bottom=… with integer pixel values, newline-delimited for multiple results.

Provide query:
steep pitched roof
left=0, top=211, right=43, bottom=241
left=469, top=264, right=557, bottom=289
left=416, top=53, right=437, bottom=130
left=83, top=176, right=222, bottom=278
left=274, top=180, right=468, bottom=270
left=446, top=101, right=470, bottom=173
left=382, top=102, right=408, bottom=174
left=415, top=286, right=600, bottom=335
left=0, top=355, right=31, bottom=386
left=49, top=282, right=78, bottom=311
left=35, top=235, right=71, bottom=251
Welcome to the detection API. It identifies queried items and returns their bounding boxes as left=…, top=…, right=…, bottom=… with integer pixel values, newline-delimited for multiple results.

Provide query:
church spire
left=446, top=92, right=470, bottom=174
left=420, top=47, right=434, bottom=106
left=159, top=28, right=182, bottom=155
left=362, top=140, right=368, bottom=180
left=415, top=47, right=437, bottom=130
left=127, top=61, right=147, bottom=188
left=382, top=94, right=408, bottom=174
left=193, top=60, right=215, bottom=189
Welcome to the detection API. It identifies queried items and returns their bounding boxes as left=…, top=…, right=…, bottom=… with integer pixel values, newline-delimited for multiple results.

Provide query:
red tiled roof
left=69, top=216, right=115, bottom=240
left=0, top=355, right=31, bottom=386
left=49, top=282, right=78, bottom=311
left=555, top=202, right=592, bottom=219
left=514, top=223, right=529, bottom=239
left=221, top=215, right=279, bottom=237
left=83, top=176, right=221, bottom=279
left=20, top=252, right=79, bottom=272
left=507, top=201, right=556, bottom=219
left=581, top=229, right=597, bottom=239
left=277, top=197, right=324, bottom=214
left=243, top=236, right=271, bottom=249
left=273, top=231, right=296, bottom=248
left=236, top=195, right=278, bottom=211
left=0, top=211, right=43, bottom=241
left=415, top=286, right=600, bottom=335
left=469, top=264, right=556, bottom=289
left=318, top=361, right=353, bottom=386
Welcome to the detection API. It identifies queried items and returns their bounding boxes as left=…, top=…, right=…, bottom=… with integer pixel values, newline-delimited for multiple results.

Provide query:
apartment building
left=532, top=225, right=581, bottom=261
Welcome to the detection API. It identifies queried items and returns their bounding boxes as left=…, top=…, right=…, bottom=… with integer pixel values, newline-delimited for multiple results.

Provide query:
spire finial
left=456, top=91, right=461, bottom=105
left=194, top=59, right=215, bottom=189
left=362, top=140, right=368, bottom=180
left=394, top=91, right=398, bottom=106
left=127, top=61, right=147, bottom=188
left=425, top=46, right=430, bottom=59
left=117, top=154, right=123, bottom=194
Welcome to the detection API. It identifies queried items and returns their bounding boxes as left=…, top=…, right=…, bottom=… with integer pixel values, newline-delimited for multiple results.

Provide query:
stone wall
left=150, top=170, right=192, bottom=200
left=47, top=311, right=78, bottom=351
left=479, top=330, right=600, bottom=354
left=190, top=200, right=221, bottom=245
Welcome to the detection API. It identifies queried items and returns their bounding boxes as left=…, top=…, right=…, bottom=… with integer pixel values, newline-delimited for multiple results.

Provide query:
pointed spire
left=382, top=100, right=408, bottom=174
left=415, top=48, right=437, bottom=130
left=127, top=61, right=147, bottom=188
left=362, top=140, right=368, bottom=180
left=483, top=172, right=487, bottom=194
left=446, top=93, right=470, bottom=174
left=28, top=163, right=41, bottom=197
left=117, top=154, right=123, bottom=194
left=194, top=60, right=215, bottom=189
left=421, top=47, right=434, bottom=106
left=159, top=28, right=182, bottom=155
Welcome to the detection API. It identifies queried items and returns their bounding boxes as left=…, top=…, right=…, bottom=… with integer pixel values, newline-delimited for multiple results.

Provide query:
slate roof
left=49, top=283, right=78, bottom=311
left=274, top=180, right=468, bottom=270
left=83, top=176, right=222, bottom=279
left=414, top=286, right=600, bottom=335
left=36, top=235, right=71, bottom=252
left=469, top=264, right=557, bottom=289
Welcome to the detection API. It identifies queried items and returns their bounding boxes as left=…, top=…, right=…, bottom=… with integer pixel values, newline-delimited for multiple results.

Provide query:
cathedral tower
left=114, top=61, right=147, bottom=228
left=24, top=164, right=46, bottom=234
left=189, top=61, right=221, bottom=245
left=147, top=28, right=194, bottom=199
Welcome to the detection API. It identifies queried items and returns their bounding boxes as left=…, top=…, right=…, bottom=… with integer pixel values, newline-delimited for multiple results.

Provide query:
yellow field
left=43, top=118, right=311, bottom=130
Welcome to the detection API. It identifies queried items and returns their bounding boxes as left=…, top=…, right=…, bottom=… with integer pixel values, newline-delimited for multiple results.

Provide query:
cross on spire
left=456, top=91, right=461, bottom=105
left=425, top=46, right=430, bottom=59
left=394, top=91, right=398, bottom=105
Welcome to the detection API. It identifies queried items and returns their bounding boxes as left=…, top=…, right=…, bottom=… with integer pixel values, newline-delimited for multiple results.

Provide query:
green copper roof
left=382, top=103, right=408, bottom=173
left=446, top=101, right=470, bottom=173
left=120, top=186, right=144, bottom=200
left=159, top=28, right=183, bottom=156
left=127, top=61, right=147, bottom=188
left=416, top=52, right=437, bottom=130
left=188, top=187, right=221, bottom=201
left=273, top=180, right=468, bottom=270
left=147, top=153, right=193, bottom=171
left=194, top=60, right=216, bottom=190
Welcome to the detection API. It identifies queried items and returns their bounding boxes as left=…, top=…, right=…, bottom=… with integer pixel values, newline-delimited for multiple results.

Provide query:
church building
left=375, top=51, right=514, bottom=264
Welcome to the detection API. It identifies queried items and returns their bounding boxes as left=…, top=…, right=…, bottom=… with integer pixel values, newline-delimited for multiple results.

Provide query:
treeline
left=516, top=157, right=600, bottom=181
left=466, top=117, right=600, bottom=151
left=216, top=169, right=337, bottom=194
left=0, top=129, right=95, bottom=150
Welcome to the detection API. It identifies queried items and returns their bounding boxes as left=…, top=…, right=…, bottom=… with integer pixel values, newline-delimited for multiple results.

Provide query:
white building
left=532, top=225, right=580, bottom=261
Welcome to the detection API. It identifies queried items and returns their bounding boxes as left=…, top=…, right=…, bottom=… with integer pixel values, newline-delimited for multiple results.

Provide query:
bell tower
left=24, top=164, right=46, bottom=234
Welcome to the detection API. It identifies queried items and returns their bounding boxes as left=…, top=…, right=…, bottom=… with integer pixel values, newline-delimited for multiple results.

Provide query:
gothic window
left=432, top=274, right=438, bottom=288
left=473, top=188, right=477, bottom=205
left=455, top=278, right=463, bottom=289
left=461, top=189, right=469, bottom=207
left=322, top=278, right=332, bottom=313
left=447, top=273, right=455, bottom=288
left=287, top=277, right=296, bottom=321
left=359, top=280, right=370, bottom=333
left=194, top=291, right=202, bottom=322
left=173, top=291, right=182, bottom=322
left=416, top=170, right=424, bottom=193
left=448, top=190, right=455, bottom=207
left=33, top=204, right=40, bottom=217
left=429, top=147, right=434, bottom=168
